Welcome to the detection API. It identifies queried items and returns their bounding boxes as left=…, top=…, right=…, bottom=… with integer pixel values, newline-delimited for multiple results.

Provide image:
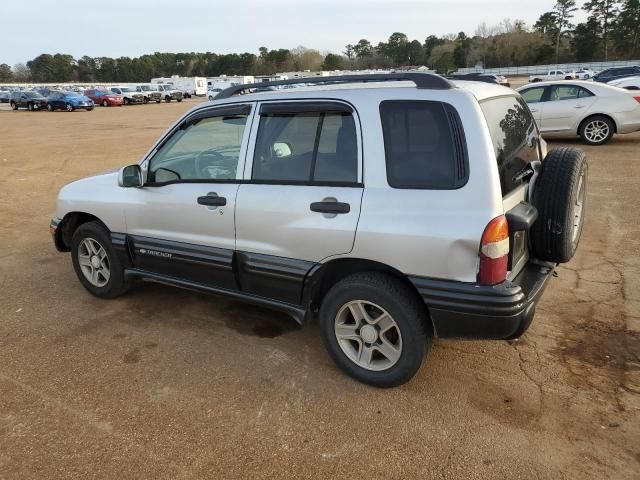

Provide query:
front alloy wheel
left=71, top=221, right=130, bottom=298
left=65, top=103, right=73, bottom=112
left=77, top=238, right=110, bottom=287
left=102, top=100, right=108, bottom=107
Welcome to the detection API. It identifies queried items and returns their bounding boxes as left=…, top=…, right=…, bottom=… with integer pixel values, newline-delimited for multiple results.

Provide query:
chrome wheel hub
left=78, top=238, right=110, bottom=287
left=585, top=120, right=609, bottom=143
left=334, top=300, right=402, bottom=371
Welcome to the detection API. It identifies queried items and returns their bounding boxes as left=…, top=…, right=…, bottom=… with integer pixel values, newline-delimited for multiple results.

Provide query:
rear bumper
left=409, top=260, right=555, bottom=339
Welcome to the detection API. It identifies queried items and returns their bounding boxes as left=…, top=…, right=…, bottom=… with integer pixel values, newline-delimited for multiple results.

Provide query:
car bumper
left=409, top=260, right=555, bottom=340
left=71, top=103, right=93, bottom=109
left=50, top=217, right=68, bottom=252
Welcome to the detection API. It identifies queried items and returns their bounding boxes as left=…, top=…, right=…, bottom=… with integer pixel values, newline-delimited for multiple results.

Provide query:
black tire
left=143, top=97, right=149, bottom=104
left=155, top=99, right=161, bottom=104
left=102, top=100, right=108, bottom=107
left=165, top=96, right=171, bottom=102
left=531, top=147, right=588, bottom=263
left=177, top=98, right=182, bottom=102
left=86, top=107, right=94, bottom=111
left=10, top=101, right=17, bottom=110
left=124, top=97, right=130, bottom=105
left=319, top=272, right=431, bottom=387
left=579, top=115, right=614, bottom=145
left=47, top=103, right=53, bottom=112
left=65, top=103, right=74, bottom=112
left=70, top=221, right=131, bottom=299
left=27, top=102, right=34, bottom=111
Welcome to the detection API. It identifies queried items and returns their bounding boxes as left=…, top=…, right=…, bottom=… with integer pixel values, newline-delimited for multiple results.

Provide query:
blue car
left=46, top=91, right=94, bottom=112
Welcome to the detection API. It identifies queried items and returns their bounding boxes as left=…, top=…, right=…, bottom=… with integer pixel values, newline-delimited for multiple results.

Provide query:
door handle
left=310, top=201, right=350, bottom=214
left=574, top=105, right=586, bottom=109
left=529, top=108, right=538, bottom=113
left=197, top=195, right=227, bottom=207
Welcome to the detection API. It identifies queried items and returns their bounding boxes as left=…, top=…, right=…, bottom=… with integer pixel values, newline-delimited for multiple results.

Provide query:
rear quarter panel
left=344, top=88, right=504, bottom=283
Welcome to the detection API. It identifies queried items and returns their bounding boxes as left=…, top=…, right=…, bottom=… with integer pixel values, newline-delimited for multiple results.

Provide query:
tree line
left=0, top=0, right=638, bottom=83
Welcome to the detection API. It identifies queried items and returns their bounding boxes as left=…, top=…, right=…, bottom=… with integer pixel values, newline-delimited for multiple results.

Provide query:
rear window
left=480, top=96, right=541, bottom=196
left=380, top=101, right=468, bottom=189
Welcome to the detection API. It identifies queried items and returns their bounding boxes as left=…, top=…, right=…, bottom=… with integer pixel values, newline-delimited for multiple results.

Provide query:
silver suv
left=50, top=73, right=588, bottom=387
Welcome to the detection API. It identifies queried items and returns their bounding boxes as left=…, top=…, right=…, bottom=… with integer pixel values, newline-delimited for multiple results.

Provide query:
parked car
left=109, top=86, right=144, bottom=105
left=593, top=65, right=640, bottom=83
left=207, top=88, right=223, bottom=100
left=136, top=84, right=162, bottom=104
left=0, top=91, right=12, bottom=103
left=572, top=68, right=597, bottom=80
left=607, top=76, right=640, bottom=91
left=517, top=80, right=640, bottom=145
left=528, top=70, right=575, bottom=82
left=46, top=91, right=94, bottom=112
left=9, top=91, right=48, bottom=111
left=447, top=73, right=511, bottom=87
left=84, top=88, right=124, bottom=107
left=50, top=73, right=588, bottom=387
left=157, top=84, right=183, bottom=102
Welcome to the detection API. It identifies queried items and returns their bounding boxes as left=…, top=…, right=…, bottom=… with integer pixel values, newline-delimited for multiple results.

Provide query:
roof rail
left=215, top=72, right=454, bottom=99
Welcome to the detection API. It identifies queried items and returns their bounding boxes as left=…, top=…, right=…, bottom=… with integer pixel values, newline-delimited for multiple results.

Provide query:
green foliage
left=0, top=63, right=12, bottom=82
left=323, top=53, right=343, bottom=70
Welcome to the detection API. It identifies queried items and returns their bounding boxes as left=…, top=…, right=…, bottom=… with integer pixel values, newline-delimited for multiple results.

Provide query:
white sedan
left=517, top=80, right=640, bottom=145
left=572, top=68, right=598, bottom=80
left=608, top=76, right=640, bottom=91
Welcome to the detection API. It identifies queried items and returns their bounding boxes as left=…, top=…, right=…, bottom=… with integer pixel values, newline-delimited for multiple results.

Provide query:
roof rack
left=215, top=72, right=454, bottom=99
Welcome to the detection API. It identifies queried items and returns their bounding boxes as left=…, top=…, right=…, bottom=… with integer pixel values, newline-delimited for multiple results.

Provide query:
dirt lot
left=0, top=98, right=638, bottom=480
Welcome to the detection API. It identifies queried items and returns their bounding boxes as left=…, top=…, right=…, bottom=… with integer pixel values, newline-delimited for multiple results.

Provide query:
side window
left=550, top=85, right=582, bottom=101
left=520, top=87, right=546, bottom=103
left=380, top=101, right=467, bottom=189
left=578, top=87, right=594, bottom=98
left=480, top=96, right=541, bottom=197
left=252, top=109, right=358, bottom=184
left=148, top=112, right=249, bottom=184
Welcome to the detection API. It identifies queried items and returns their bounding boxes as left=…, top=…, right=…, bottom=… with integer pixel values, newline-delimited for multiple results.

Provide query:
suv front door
left=234, top=101, right=364, bottom=305
left=123, top=103, right=254, bottom=290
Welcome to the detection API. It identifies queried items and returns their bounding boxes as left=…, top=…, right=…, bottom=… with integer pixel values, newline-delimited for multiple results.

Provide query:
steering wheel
left=194, top=148, right=228, bottom=177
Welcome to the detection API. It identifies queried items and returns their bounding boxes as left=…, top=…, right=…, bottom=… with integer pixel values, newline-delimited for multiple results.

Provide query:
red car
left=83, top=89, right=124, bottom=107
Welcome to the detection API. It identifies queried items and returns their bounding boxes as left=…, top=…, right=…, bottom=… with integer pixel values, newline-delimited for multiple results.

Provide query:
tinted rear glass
left=380, top=101, right=467, bottom=189
left=480, top=96, right=541, bottom=196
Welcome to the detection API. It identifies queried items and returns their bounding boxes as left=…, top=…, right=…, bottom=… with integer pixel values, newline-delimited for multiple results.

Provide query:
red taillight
left=634, top=96, right=640, bottom=103
left=478, top=215, right=509, bottom=285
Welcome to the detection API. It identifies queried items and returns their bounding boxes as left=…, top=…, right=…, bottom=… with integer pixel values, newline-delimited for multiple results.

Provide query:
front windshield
left=25, top=92, right=44, bottom=99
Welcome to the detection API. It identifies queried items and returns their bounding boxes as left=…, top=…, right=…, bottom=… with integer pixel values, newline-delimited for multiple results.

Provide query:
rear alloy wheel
left=531, top=147, right=588, bottom=263
left=580, top=115, right=614, bottom=145
left=102, top=100, right=108, bottom=107
left=27, top=102, right=34, bottom=111
left=47, top=103, right=53, bottom=112
left=71, top=221, right=130, bottom=298
left=10, top=101, right=17, bottom=110
left=320, top=272, right=430, bottom=387
left=65, top=103, right=74, bottom=112
left=124, top=98, right=130, bottom=105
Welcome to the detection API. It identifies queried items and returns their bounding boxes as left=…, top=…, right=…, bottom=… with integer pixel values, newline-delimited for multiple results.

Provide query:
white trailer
left=150, top=76, right=207, bottom=97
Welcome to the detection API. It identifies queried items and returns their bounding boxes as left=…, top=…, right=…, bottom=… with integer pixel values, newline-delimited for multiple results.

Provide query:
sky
left=0, top=0, right=589, bottom=66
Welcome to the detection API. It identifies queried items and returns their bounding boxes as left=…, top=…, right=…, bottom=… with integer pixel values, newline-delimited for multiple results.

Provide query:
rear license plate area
left=509, top=230, right=527, bottom=270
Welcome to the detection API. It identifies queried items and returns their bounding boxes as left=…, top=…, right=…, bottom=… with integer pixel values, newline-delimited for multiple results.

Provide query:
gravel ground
left=0, top=97, right=638, bottom=479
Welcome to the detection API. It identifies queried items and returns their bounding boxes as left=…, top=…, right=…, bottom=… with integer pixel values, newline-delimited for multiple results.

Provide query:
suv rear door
left=234, top=100, right=363, bottom=304
left=480, top=95, right=541, bottom=276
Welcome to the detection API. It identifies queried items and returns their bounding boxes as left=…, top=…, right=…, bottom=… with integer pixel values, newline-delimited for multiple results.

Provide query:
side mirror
left=118, top=164, right=143, bottom=188
left=272, top=142, right=292, bottom=158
